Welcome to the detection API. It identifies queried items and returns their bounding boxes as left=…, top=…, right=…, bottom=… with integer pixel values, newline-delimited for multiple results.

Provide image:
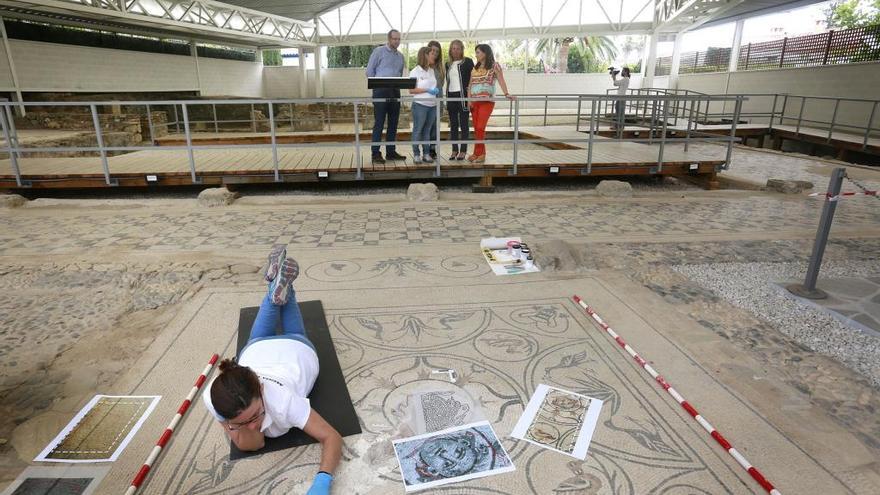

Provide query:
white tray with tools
left=480, top=237, right=540, bottom=276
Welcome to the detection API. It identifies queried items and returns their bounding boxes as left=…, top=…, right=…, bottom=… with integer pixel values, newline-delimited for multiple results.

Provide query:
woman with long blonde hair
left=445, top=39, right=474, bottom=160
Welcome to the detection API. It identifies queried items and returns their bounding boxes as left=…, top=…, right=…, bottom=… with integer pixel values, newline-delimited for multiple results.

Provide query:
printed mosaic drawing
left=416, top=391, right=472, bottom=433
left=393, top=422, right=514, bottom=491
left=526, top=389, right=590, bottom=455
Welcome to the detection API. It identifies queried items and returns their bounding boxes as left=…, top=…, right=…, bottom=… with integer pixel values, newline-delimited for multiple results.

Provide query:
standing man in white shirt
left=202, top=245, right=342, bottom=495
left=611, top=67, right=631, bottom=131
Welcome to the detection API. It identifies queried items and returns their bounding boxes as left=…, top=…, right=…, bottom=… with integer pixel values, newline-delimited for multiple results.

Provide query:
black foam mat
left=229, top=301, right=361, bottom=460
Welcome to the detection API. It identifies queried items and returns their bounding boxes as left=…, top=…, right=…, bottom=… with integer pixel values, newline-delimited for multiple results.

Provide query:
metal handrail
left=0, top=94, right=745, bottom=187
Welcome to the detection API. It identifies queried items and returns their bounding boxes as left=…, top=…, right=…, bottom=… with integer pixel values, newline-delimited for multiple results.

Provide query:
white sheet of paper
left=393, top=420, right=515, bottom=492
left=511, top=384, right=603, bottom=460
left=34, top=395, right=161, bottom=463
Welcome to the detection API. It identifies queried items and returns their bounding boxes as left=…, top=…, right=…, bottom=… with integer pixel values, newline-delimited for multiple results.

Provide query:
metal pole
left=725, top=98, right=742, bottom=170
left=769, top=94, right=778, bottom=130
left=512, top=98, right=519, bottom=176
left=90, top=104, right=113, bottom=186
left=435, top=96, right=442, bottom=177
left=543, top=96, right=548, bottom=126
left=827, top=99, right=839, bottom=142
left=657, top=98, right=668, bottom=172
left=181, top=103, right=198, bottom=183
left=173, top=104, right=180, bottom=133
left=586, top=98, right=595, bottom=174
left=354, top=103, right=363, bottom=180
left=145, top=103, right=154, bottom=144
left=863, top=101, right=877, bottom=151
left=796, top=97, right=805, bottom=135
left=648, top=99, right=656, bottom=144
left=289, top=103, right=294, bottom=131
left=780, top=94, right=788, bottom=126
left=212, top=104, right=219, bottom=134
left=251, top=103, right=256, bottom=133
left=576, top=97, right=582, bottom=132
left=684, top=97, right=694, bottom=152
left=0, top=103, right=22, bottom=187
left=269, top=102, right=279, bottom=182
left=786, top=167, right=846, bottom=300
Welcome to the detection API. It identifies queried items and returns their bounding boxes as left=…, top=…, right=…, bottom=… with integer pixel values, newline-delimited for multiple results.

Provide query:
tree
left=327, top=46, right=351, bottom=67
left=351, top=45, right=374, bottom=67
left=262, top=49, right=282, bottom=66
left=535, top=36, right=619, bottom=73
left=825, top=0, right=880, bottom=28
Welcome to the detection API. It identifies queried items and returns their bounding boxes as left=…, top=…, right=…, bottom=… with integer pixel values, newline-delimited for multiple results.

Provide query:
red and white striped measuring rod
left=572, top=296, right=782, bottom=495
left=125, top=353, right=219, bottom=495
left=809, top=190, right=877, bottom=200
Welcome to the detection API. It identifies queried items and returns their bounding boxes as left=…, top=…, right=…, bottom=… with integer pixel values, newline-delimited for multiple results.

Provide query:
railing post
left=684, top=97, right=694, bottom=152
left=863, top=101, right=877, bottom=151
left=648, top=98, right=657, bottom=144
left=172, top=104, right=180, bottom=133
left=796, top=96, right=805, bottom=135
left=769, top=94, right=778, bottom=130
left=269, top=102, right=279, bottom=182
left=251, top=103, right=256, bottom=133
left=289, top=103, right=294, bottom=131
left=354, top=102, right=363, bottom=180
left=780, top=94, right=789, bottom=126
left=543, top=96, right=548, bottom=126
left=725, top=97, right=742, bottom=170
left=512, top=98, right=519, bottom=176
left=786, top=167, right=846, bottom=300
left=181, top=103, right=198, bottom=183
left=586, top=98, right=595, bottom=174
left=212, top=103, right=219, bottom=134
left=576, top=97, right=582, bottom=132
left=508, top=99, right=513, bottom=127
left=145, top=103, right=154, bottom=144
left=435, top=95, right=442, bottom=177
left=744, top=43, right=751, bottom=70
left=0, top=103, right=23, bottom=187
left=657, top=98, right=668, bottom=173
left=90, top=104, right=113, bottom=186
left=827, top=98, right=839, bottom=143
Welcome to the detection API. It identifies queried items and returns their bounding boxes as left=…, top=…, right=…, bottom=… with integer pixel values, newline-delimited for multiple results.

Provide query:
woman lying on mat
left=201, top=245, right=342, bottom=495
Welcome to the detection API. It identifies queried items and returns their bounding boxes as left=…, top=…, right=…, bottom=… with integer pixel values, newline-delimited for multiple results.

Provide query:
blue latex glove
left=428, top=87, right=440, bottom=96
left=305, top=472, right=333, bottom=495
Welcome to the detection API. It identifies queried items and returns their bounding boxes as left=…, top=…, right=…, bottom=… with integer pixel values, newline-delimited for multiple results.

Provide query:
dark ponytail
left=210, top=358, right=261, bottom=419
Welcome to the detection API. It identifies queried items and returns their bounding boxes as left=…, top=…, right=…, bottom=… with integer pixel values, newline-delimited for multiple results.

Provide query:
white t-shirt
left=613, top=76, right=630, bottom=95
left=447, top=61, right=462, bottom=93
left=410, top=65, right=438, bottom=107
left=202, top=339, right=319, bottom=438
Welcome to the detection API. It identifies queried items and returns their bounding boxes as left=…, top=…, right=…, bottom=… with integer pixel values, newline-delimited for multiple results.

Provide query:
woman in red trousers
left=467, top=44, right=514, bottom=163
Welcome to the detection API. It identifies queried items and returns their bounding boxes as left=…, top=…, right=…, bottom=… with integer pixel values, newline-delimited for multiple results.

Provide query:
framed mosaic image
left=392, top=421, right=515, bottom=492
left=34, top=395, right=160, bottom=463
left=511, top=384, right=603, bottom=460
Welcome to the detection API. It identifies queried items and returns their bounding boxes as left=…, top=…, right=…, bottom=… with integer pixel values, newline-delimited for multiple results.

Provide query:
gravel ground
left=674, top=261, right=880, bottom=389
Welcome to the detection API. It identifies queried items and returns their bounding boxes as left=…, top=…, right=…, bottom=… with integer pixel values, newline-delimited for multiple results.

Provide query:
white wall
left=263, top=66, right=302, bottom=98
left=0, top=39, right=263, bottom=97
left=676, top=62, right=880, bottom=130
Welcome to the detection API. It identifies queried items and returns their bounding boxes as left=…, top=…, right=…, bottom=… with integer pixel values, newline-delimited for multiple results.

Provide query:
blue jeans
left=244, top=288, right=315, bottom=352
left=411, top=103, right=436, bottom=156
left=372, top=89, right=401, bottom=155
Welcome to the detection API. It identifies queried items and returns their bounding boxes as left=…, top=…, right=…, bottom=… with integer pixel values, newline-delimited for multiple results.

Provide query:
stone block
left=596, top=180, right=633, bottom=198
left=197, top=187, right=237, bottom=208
left=0, top=194, right=27, bottom=208
left=766, top=178, right=813, bottom=194
left=406, top=183, right=439, bottom=201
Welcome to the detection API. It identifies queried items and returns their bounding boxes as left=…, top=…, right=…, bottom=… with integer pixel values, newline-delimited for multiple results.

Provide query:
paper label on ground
left=34, top=395, right=161, bottom=463
left=511, top=384, right=603, bottom=460
left=392, top=420, right=515, bottom=492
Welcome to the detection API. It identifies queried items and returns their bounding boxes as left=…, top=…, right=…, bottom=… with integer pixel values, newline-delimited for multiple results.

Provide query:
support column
left=0, top=17, right=24, bottom=116
left=669, top=33, right=682, bottom=89
left=297, top=47, right=308, bottom=98
left=643, top=32, right=658, bottom=89
left=191, top=42, right=202, bottom=95
left=314, top=18, right=324, bottom=98
left=729, top=19, right=745, bottom=72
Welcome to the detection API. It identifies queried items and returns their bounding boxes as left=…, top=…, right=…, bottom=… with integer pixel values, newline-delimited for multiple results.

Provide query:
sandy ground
left=0, top=144, right=879, bottom=494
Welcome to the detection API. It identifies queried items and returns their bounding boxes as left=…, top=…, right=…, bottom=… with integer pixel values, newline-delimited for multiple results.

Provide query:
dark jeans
left=614, top=100, right=625, bottom=128
left=372, top=89, right=400, bottom=155
left=447, top=92, right=470, bottom=154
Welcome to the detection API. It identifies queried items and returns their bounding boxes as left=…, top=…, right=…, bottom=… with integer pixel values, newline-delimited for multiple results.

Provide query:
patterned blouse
left=469, top=62, right=501, bottom=97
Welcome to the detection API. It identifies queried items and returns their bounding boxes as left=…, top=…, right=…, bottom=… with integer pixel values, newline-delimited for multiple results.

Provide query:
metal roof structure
left=0, top=0, right=831, bottom=48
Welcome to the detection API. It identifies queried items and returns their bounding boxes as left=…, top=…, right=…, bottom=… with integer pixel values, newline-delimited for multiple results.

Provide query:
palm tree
left=536, top=36, right=619, bottom=73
